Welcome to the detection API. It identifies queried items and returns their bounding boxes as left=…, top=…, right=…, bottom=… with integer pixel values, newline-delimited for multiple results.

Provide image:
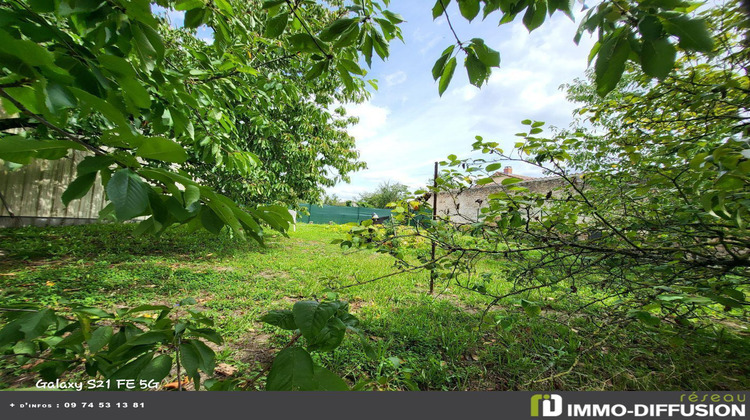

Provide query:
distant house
left=490, top=166, right=537, bottom=183
left=435, top=166, right=568, bottom=223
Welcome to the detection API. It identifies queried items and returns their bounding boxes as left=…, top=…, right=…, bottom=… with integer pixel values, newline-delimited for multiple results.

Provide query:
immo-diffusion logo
left=530, top=393, right=746, bottom=418
left=530, top=394, right=563, bottom=417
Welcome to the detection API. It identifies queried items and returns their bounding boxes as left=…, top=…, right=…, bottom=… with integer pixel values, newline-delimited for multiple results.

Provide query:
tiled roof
left=490, top=172, right=537, bottom=181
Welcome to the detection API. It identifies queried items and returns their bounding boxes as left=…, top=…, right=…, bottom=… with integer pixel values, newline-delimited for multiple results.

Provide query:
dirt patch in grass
left=232, top=331, right=276, bottom=368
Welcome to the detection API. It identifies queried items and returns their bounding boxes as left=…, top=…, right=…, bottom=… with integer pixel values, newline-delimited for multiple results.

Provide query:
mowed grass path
left=1, top=223, right=748, bottom=390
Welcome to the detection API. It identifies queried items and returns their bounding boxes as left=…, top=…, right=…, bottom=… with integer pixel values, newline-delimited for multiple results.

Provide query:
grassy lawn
left=1, top=223, right=748, bottom=390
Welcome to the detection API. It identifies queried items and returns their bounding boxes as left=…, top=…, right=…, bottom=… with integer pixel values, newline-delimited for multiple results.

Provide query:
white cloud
left=327, top=6, right=597, bottom=200
left=385, top=71, right=407, bottom=86
left=458, top=85, right=479, bottom=101
left=344, top=102, right=390, bottom=141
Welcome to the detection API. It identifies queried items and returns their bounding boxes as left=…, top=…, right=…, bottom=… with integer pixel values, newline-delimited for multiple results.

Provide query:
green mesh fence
left=297, top=204, right=392, bottom=225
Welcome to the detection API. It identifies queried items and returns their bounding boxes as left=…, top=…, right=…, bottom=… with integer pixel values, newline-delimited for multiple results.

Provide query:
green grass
left=0, top=223, right=748, bottom=390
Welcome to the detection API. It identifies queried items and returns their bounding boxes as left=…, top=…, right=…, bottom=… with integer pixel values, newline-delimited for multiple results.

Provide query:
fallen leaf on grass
left=215, top=363, right=237, bottom=376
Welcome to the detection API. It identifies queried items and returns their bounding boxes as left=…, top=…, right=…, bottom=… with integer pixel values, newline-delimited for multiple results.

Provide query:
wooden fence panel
left=0, top=151, right=109, bottom=225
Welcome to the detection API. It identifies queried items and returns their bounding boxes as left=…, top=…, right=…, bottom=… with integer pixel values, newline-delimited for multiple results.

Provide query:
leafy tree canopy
left=0, top=0, right=715, bottom=242
left=344, top=0, right=749, bottom=333
left=357, top=180, right=409, bottom=209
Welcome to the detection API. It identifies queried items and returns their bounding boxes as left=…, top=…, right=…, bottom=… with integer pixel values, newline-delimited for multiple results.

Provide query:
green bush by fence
left=297, top=204, right=392, bottom=225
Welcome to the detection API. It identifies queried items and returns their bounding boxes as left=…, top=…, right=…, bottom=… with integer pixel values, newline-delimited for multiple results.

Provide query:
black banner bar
left=0, top=391, right=747, bottom=420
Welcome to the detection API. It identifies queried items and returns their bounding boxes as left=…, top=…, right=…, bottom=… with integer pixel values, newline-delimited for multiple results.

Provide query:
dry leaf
left=215, top=363, right=237, bottom=377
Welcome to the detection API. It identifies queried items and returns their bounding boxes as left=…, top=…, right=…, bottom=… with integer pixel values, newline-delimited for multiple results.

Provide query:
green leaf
left=362, top=33, right=373, bottom=67
left=438, top=57, right=457, bottom=96
left=184, top=185, right=201, bottom=207
left=382, top=10, right=405, bottom=24
left=180, top=342, right=201, bottom=378
left=131, top=23, right=160, bottom=67
left=292, top=301, right=339, bottom=340
left=262, top=0, right=285, bottom=8
left=722, top=288, right=745, bottom=302
left=192, top=340, right=216, bottom=374
left=465, top=52, right=487, bottom=87
left=471, top=39, right=500, bottom=68
left=307, top=316, right=347, bottom=352
left=523, top=0, right=547, bottom=31
left=77, top=155, right=115, bottom=176
left=476, top=177, right=495, bottom=185
left=175, top=0, right=205, bottom=11
left=0, top=320, right=25, bottom=348
left=337, top=62, right=356, bottom=92
left=548, top=0, right=573, bottom=19
left=339, top=59, right=364, bottom=76
left=662, top=16, right=713, bottom=52
left=214, top=0, right=234, bottom=14
left=501, top=177, right=522, bottom=185
left=334, top=23, right=360, bottom=48
left=125, top=304, right=172, bottom=314
left=18, top=309, right=56, bottom=339
left=630, top=310, right=661, bottom=326
left=432, top=45, right=455, bottom=80
left=305, top=60, right=328, bottom=80
left=523, top=304, right=541, bottom=317
left=206, top=196, right=244, bottom=239
left=641, top=38, right=676, bottom=79
left=458, top=0, right=480, bottom=21
left=370, top=28, right=389, bottom=60
left=62, top=172, right=97, bottom=206
left=109, top=352, right=155, bottom=384
left=184, top=7, right=207, bottom=28
left=0, top=136, right=84, bottom=164
left=594, top=29, right=631, bottom=96
left=200, top=206, right=225, bottom=234
left=266, top=347, right=315, bottom=391
left=138, top=354, right=172, bottom=383
left=136, top=137, right=188, bottom=163
left=87, top=326, right=113, bottom=353
left=265, top=12, right=289, bottom=38
left=188, top=328, right=223, bottom=345
left=288, top=33, right=326, bottom=54
left=73, top=307, right=111, bottom=318
left=106, top=169, right=150, bottom=221
left=0, top=29, right=54, bottom=68
left=28, top=0, right=55, bottom=12
left=432, top=0, right=450, bottom=19
left=261, top=310, right=297, bottom=330
left=13, top=340, right=35, bottom=356
left=70, top=88, right=131, bottom=131
left=312, top=365, right=349, bottom=391
left=128, top=331, right=170, bottom=346
left=319, top=18, right=357, bottom=42
left=486, top=163, right=502, bottom=172
left=45, top=82, right=77, bottom=113
left=638, top=15, right=663, bottom=41
left=716, top=174, right=744, bottom=190
left=120, top=77, right=151, bottom=109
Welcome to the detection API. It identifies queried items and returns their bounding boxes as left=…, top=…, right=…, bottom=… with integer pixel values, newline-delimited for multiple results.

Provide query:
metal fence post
left=430, top=161, right=438, bottom=295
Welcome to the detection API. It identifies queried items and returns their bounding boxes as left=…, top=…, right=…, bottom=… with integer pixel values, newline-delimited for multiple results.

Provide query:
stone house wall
left=435, top=176, right=571, bottom=223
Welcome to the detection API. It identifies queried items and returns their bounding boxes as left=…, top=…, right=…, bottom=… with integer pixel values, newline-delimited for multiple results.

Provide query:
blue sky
left=330, top=2, right=596, bottom=200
